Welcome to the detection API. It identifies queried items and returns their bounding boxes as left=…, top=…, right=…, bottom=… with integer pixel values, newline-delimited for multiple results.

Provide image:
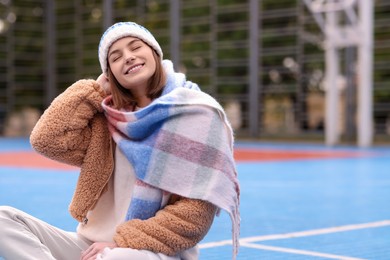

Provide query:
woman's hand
left=80, top=242, right=117, bottom=260
left=96, top=73, right=111, bottom=95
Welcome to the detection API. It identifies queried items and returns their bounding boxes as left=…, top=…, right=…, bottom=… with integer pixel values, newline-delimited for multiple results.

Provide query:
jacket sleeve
left=114, top=196, right=218, bottom=256
left=30, top=79, right=107, bottom=167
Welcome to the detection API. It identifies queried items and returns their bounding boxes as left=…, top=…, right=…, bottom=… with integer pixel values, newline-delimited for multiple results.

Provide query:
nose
left=125, top=52, right=135, bottom=63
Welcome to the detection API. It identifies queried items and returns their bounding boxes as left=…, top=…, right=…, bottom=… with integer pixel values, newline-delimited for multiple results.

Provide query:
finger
left=86, top=254, right=98, bottom=260
left=81, top=245, right=97, bottom=260
left=82, top=249, right=97, bottom=260
left=97, top=73, right=105, bottom=80
left=102, top=81, right=111, bottom=95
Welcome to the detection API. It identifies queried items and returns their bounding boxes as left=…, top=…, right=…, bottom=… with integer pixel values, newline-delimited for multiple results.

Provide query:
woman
left=0, top=22, right=239, bottom=260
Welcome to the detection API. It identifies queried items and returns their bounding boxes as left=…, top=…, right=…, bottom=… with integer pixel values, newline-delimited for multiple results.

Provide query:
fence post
left=103, top=0, right=113, bottom=29
left=170, top=0, right=180, bottom=70
left=249, top=0, right=260, bottom=137
left=324, top=10, right=340, bottom=146
left=357, top=0, right=373, bottom=147
left=45, top=0, right=56, bottom=106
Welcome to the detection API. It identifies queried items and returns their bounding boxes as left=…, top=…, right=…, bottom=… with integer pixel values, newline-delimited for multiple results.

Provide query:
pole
left=170, top=0, right=180, bottom=70
left=45, top=0, right=56, bottom=106
left=325, top=10, right=339, bottom=146
left=249, top=0, right=259, bottom=137
left=357, top=0, right=373, bottom=147
left=344, top=46, right=356, bottom=142
left=103, top=0, right=113, bottom=29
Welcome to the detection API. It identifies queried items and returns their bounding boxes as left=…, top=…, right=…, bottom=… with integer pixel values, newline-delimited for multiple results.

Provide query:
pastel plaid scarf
left=102, top=60, right=240, bottom=258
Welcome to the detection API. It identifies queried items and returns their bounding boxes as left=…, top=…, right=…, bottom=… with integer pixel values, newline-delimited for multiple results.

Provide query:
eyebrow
left=108, top=39, right=142, bottom=58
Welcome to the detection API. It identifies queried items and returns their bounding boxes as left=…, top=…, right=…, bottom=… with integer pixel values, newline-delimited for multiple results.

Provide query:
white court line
left=200, top=219, right=390, bottom=249
left=239, top=242, right=365, bottom=260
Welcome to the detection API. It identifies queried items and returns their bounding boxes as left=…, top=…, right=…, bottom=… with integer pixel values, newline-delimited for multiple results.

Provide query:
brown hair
left=107, top=50, right=166, bottom=109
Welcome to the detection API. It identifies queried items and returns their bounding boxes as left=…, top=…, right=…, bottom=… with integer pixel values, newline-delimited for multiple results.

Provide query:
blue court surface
left=1, top=137, right=390, bottom=259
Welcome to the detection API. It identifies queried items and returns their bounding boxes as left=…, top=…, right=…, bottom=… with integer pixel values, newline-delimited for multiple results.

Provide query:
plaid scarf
left=102, top=60, right=240, bottom=258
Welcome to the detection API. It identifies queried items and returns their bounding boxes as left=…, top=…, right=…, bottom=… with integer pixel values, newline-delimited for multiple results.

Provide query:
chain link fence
left=1, top=0, right=389, bottom=144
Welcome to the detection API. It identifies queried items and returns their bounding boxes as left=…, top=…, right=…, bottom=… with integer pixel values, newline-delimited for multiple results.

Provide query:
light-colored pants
left=0, top=206, right=194, bottom=260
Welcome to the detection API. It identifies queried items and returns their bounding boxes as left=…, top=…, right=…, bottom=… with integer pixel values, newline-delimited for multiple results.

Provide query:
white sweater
left=77, top=146, right=135, bottom=242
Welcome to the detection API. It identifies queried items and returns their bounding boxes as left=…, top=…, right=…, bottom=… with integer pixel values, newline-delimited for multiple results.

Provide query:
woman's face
left=107, top=36, right=157, bottom=95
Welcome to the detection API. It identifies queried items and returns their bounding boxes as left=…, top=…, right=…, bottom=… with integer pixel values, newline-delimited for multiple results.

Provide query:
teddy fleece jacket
left=30, top=79, right=217, bottom=256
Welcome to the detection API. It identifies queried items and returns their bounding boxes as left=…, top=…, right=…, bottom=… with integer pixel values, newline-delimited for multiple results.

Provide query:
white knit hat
left=98, top=22, right=163, bottom=75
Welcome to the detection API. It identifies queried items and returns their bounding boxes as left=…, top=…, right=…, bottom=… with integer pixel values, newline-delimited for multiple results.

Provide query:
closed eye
left=111, top=55, right=121, bottom=62
left=131, top=45, right=141, bottom=51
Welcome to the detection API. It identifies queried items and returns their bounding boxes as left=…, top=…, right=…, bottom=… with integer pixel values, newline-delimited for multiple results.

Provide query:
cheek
left=110, top=64, right=122, bottom=78
left=149, top=58, right=157, bottom=74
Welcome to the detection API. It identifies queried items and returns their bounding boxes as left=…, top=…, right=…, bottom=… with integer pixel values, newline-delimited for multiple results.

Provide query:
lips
left=125, top=64, right=144, bottom=74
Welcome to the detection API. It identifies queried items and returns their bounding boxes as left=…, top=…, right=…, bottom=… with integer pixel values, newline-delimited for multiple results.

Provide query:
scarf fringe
left=231, top=202, right=240, bottom=260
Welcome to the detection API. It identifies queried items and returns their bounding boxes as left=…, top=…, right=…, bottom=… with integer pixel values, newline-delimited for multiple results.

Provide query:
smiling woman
left=0, top=22, right=240, bottom=260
